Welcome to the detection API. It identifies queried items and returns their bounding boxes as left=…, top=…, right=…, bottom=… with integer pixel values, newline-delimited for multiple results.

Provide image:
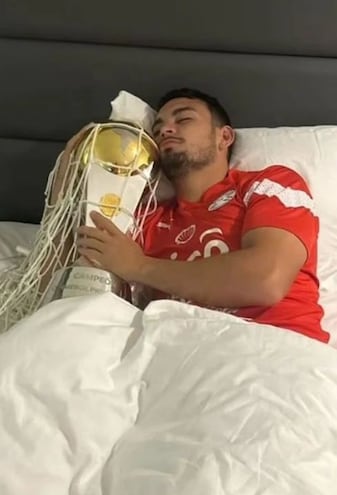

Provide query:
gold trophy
left=41, top=91, right=159, bottom=304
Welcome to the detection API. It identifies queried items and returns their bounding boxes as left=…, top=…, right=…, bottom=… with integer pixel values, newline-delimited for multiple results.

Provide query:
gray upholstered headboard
left=1, top=0, right=337, bottom=223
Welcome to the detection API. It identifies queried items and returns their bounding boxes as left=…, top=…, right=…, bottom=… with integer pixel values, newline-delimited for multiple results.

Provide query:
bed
left=1, top=1, right=337, bottom=494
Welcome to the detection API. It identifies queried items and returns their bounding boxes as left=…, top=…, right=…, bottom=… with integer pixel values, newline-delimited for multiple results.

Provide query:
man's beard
left=159, top=141, right=217, bottom=181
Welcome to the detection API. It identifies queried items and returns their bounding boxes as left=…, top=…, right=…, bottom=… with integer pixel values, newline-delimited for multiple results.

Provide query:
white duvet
left=0, top=294, right=336, bottom=495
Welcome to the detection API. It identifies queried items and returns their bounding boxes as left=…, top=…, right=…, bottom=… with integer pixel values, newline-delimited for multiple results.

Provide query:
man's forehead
left=157, top=97, right=207, bottom=117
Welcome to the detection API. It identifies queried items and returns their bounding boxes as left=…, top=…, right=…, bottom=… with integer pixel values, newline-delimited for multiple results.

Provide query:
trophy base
left=41, top=266, right=123, bottom=306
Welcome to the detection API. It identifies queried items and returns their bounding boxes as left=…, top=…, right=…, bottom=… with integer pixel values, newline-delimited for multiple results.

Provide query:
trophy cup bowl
left=76, top=122, right=158, bottom=175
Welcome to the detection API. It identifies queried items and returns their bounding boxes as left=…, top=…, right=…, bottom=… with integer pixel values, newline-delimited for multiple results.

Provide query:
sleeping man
left=54, top=88, right=329, bottom=344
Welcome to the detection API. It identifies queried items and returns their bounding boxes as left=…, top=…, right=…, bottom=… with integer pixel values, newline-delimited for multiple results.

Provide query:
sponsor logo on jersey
left=170, top=227, right=229, bottom=261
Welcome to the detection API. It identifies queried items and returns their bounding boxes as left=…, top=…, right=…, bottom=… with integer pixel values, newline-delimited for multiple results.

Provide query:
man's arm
left=38, top=124, right=94, bottom=293
left=133, top=226, right=306, bottom=307
left=77, top=213, right=307, bottom=308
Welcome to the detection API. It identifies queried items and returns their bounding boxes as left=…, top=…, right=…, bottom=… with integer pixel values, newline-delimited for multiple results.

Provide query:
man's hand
left=77, top=211, right=146, bottom=281
left=64, top=123, right=95, bottom=155
left=50, top=123, right=95, bottom=205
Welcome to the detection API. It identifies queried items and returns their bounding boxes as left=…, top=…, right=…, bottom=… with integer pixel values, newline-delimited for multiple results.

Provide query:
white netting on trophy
left=0, top=120, right=159, bottom=333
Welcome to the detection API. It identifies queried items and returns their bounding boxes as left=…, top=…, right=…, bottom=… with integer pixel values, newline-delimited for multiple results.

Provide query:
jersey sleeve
left=241, top=165, right=318, bottom=256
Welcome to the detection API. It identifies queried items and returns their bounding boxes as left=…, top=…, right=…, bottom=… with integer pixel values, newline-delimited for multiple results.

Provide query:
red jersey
left=139, top=165, right=328, bottom=343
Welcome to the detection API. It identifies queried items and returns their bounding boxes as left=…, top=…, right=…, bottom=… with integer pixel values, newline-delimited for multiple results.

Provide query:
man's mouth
left=160, top=138, right=182, bottom=150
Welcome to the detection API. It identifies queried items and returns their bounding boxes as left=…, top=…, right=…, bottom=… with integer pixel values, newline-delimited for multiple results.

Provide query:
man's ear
left=219, top=126, right=235, bottom=150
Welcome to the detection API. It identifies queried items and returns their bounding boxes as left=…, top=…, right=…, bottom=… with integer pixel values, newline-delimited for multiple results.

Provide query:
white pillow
left=230, top=126, right=337, bottom=346
left=0, top=222, right=39, bottom=273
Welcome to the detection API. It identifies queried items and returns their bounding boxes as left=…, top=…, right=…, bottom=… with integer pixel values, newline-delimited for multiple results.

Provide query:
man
left=76, top=88, right=328, bottom=343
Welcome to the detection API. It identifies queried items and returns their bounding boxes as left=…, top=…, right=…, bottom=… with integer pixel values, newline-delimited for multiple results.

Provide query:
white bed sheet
left=0, top=222, right=38, bottom=273
left=0, top=294, right=336, bottom=495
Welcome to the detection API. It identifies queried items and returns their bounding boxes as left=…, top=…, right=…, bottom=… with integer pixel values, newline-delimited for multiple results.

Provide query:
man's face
left=152, top=97, right=220, bottom=180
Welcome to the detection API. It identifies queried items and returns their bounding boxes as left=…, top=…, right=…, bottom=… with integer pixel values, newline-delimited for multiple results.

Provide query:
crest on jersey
left=208, top=189, right=236, bottom=211
left=175, top=224, right=196, bottom=245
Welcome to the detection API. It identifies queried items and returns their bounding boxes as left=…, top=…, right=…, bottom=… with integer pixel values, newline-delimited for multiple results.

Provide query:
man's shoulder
left=232, top=164, right=312, bottom=196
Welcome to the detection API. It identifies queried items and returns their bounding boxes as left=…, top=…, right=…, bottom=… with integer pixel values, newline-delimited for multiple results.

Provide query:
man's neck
left=173, top=163, right=228, bottom=203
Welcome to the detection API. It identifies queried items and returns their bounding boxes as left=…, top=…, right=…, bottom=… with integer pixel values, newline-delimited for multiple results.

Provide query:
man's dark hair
left=157, top=87, right=232, bottom=128
left=157, top=88, right=233, bottom=159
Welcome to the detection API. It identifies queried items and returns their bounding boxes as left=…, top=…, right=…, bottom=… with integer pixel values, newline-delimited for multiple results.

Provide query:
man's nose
left=160, top=123, right=176, bottom=138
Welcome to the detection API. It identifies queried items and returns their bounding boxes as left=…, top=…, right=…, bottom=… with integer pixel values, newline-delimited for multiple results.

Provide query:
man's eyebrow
left=152, top=106, right=197, bottom=130
left=172, top=106, right=197, bottom=116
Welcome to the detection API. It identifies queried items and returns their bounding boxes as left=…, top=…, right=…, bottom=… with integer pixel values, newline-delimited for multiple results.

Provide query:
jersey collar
left=176, top=169, right=236, bottom=209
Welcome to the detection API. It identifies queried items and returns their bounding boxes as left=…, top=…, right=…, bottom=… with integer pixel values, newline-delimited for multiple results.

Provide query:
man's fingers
left=65, top=123, right=96, bottom=153
left=73, top=123, right=95, bottom=144
left=77, top=237, right=104, bottom=253
left=77, top=225, right=107, bottom=242
left=78, top=248, right=102, bottom=267
left=90, top=211, right=122, bottom=235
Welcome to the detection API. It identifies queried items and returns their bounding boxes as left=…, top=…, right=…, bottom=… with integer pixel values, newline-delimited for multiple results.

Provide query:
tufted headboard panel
left=1, top=0, right=337, bottom=222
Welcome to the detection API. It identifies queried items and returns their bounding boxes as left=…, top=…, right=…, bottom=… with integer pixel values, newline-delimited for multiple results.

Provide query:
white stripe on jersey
left=243, top=178, right=315, bottom=214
